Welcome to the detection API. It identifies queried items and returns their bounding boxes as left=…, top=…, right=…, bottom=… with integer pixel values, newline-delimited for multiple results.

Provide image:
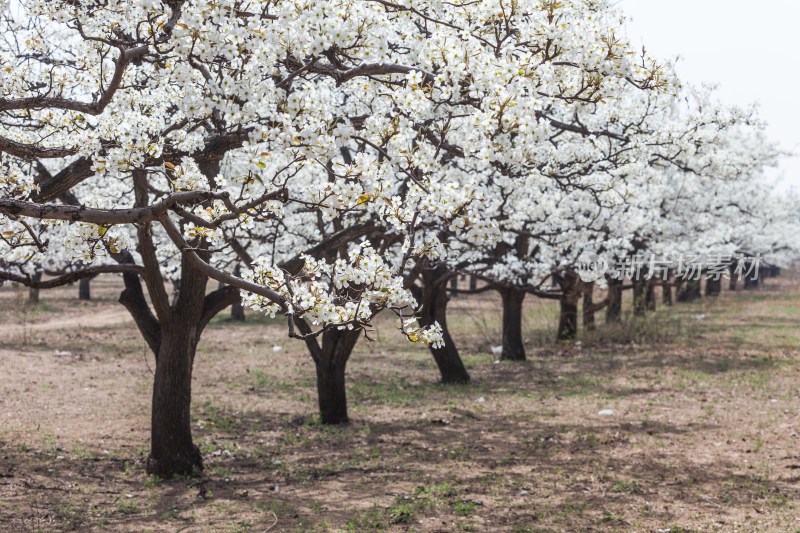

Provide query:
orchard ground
left=1, top=275, right=800, bottom=532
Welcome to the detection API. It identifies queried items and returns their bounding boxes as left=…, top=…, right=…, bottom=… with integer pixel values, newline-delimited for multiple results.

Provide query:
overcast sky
left=617, top=0, right=800, bottom=189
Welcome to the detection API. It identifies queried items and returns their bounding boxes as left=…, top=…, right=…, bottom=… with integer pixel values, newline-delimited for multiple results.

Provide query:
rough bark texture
left=417, top=265, right=470, bottom=383
left=308, top=328, right=361, bottom=425
left=556, top=270, right=580, bottom=341
left=147, top=320, right=203, bottom=478
left=78, top=278, right=91, bottom=301
left=605, top=276, right=623, bottom=324
left=499, top=287, right=526, bottom=361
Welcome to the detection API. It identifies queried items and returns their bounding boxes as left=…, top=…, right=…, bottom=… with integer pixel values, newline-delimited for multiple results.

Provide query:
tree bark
left=499, top=287, right=526, bottom=361
left=448, top=276, right=459, bottom=297
left=28, top=271, right=41, bottom=304
left=310, top=328, right=361, bottom=425
left=230, top=299, right=245, bottom=321
left=78, top=278, right=91, bottom=301
left=662, top=278, right=673, bottom=306
left=677, top=278, right=702, bottom=302
left=582, top=282, right=596, bottom=331
left=147, top=322, right=202, bottom=478
left=605, top=275, right=623, bottom=324
left=632, top=278, right=647, bottom=317
left=306, top=329, right=361, bottom=425
left=417, top=265, right=470, bottom=383
left=706, top=276, right=722, bottom=297
left=645, top=280, right=657, bottom=312
left=556, top=270, right=580, bottom=341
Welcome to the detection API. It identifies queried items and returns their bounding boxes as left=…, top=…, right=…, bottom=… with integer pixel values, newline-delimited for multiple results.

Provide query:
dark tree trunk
left=744, top=264, right=761, bottom=289
left=78, top=278, right=91, bottom=301
left=606, top=276, right=623, bottom=324
left=311, top=328, right=361, bottom=425
left=632, top=278, right=647, bottom=317
left=449, top=276, right=459, bottom=297
left=469, top=275, right=478, bottom=291
left=706, top=276, right=722, bottom=297
left=556, top=270, right=580, bottom=341
left=147, top=323, right=202, bottom=478
left=678, top=278, right=702, bottom=302
left=662, top=279, right=673, bottom=306
left=645, top=280, right=656, bottom=312
left=675, top=277, right=685, bottom=299
left=729, top=262, right=738, bottom=291
left=499, top=287, right=526, bottom=361
left=417, top=266, right=470, bottom=383
left=28, top=271, right=41, bottom=304
left=217, top=278, right=244, bottom=321
left=230, top=299, right=245, bottom=321
left=582, top=282, right=596, bottom=331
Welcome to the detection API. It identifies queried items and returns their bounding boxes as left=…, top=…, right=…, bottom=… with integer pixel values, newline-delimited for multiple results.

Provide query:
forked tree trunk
left=582, top=282, right=596, bottom=331
left=310, top=328, right=361, bottom=425
left=148, top=323, right=202, bottom=478
left=417, top=266, right=470, bottom=383
left=78, top=278, right=91, bottom=301
left=499, top=287, right=526, bottom=361
left=556, top=270, right=580, bottom=341
left=605, top=275, right=623, bottom=324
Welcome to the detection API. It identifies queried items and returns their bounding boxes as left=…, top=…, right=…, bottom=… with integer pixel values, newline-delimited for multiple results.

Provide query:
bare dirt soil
left=1, top=275, right=800, bottom=532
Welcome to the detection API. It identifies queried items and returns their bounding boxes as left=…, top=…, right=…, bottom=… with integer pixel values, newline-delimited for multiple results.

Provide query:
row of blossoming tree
left=1, top=0, right=798, bottom=477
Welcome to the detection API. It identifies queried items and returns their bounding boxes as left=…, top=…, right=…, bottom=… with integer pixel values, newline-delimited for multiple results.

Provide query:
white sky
left=617, top=0, right=800, bottom=190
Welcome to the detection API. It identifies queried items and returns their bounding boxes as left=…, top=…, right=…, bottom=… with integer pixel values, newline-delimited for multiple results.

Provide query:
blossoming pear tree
left=1, top=0, right=669, bottom=475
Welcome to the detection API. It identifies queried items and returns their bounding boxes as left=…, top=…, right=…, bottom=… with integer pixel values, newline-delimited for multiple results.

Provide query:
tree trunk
left=418, top=266, right=470, bottom=383
left=147, top=324, right=202, bottom=478
left=662, top=279, right=673, bottom=306
left=729, top=262, right=738, bottom=291
left=582, top=282, right=596, bottom=331
left=645, top=280, right=657, bottom=312
left=449, top=276, right=459, bottom=297
left=78, top=278, right=91, bottom=301
left=556, top=270, right=580, bottom=341
left=678, top=278, right=702, bottom=302
left=499, top=287, right=526, bottom=361
left=605, top=276, right=623, bottom=324
left=312, top=328, right=361, bottom=425
left=706, top=276, right=722, bottom=297
left=469, top=275, right=478, bottom=291
left=230, top=299, right=245, bottom=321
left=632, top=278, right=647, bottom=317
left=28, top=271, right=41, bottom=304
